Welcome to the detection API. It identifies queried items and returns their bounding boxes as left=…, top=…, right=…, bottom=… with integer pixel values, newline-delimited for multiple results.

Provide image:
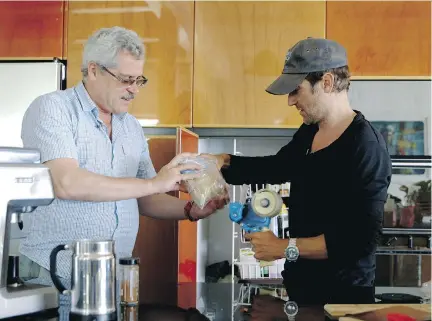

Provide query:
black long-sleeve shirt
left=221, top=111, right=392, bottom=304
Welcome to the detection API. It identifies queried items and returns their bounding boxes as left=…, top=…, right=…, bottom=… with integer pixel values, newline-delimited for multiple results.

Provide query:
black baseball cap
left=266, top=37, right=348, bottom=95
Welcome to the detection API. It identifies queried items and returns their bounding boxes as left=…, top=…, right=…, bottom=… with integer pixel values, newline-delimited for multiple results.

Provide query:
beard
left=301, top=102, right=321, bottom=125
left=303, top=86, right=325, bottom=125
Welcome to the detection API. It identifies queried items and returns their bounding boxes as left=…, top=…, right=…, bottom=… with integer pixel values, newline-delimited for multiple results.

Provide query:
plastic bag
left=180, top=156, right=227, bottom=209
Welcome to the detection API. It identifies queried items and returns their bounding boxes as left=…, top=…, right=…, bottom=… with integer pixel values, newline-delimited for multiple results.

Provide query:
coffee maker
left=0, top=147, right=58, bottom=319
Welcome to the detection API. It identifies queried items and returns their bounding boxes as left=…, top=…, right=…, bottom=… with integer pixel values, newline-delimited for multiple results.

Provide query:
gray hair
left=81, top=26, right=145, bottom=78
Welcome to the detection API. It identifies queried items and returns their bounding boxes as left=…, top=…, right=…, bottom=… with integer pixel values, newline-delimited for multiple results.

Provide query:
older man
left=206, top=38, right=392, bottom=305
left=20, top=26, right=228, bottom=310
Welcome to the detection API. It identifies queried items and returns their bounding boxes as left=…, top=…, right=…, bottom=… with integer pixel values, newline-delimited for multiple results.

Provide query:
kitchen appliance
left=0, top=147, right=58, bottom=319
left=375, top=156, right=431, bottom=303
left=0, top=59, right=65, bottom=148
left=50, top=239, right=117, bottom=321
left=0, top=59, right=65, bottom=256
left=7, top=255, right=23, bottom=287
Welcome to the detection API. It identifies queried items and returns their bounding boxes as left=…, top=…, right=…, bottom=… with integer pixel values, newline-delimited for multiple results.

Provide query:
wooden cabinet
left=133, top=136, right=178, bottom=305
left=0, top=1, right=66, bottom=59
left=193, top=1, right=326, bottom=128
left=327, top=1, right=431, bottom=78
left=132, top=128, right=199, bottom=307
left=67, top=1, right=194, bottom=127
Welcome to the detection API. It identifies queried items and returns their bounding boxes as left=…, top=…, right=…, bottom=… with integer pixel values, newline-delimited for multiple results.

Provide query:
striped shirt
left=20, top=81, right=156, bottom=280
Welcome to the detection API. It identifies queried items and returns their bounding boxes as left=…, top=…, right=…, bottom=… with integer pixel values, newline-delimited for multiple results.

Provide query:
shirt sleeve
left=221, top=126, right=308, bottom=185
left=324, top=140, right=392, bottom=264
left=21, top=94, right=78, bottom=163
left=136, top=133, right=157, bottom=179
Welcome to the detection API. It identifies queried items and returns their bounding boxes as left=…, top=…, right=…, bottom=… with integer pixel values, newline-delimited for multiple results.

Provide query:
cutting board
left=339, top=306, right=431, bottom=321
left=324, top=304, right=431, bottom=319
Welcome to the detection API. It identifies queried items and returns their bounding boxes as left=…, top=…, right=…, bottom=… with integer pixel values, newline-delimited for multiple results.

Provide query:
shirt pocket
left=76, top=135, right=93, bottom=166
left=76, top=132, right=110, bottom=174
left=121, top=142, right=141, bottom=177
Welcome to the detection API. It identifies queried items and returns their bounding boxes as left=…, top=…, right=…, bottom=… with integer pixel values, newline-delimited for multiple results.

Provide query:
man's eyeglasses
left=99, top=65, right=148, bottom=87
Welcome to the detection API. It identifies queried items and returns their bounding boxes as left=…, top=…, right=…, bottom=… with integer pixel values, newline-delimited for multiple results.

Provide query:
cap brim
left=265, top=73, right=308, bottom=95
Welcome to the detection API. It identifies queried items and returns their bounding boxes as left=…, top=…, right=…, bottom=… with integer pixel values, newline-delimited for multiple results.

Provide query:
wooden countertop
left=325, top=304, right=431, bottom=320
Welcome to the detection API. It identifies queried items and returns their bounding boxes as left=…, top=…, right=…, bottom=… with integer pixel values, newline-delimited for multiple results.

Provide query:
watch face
left=284, top=301, right=299, bottom=317
left=286, top=246, right=299, bottom=260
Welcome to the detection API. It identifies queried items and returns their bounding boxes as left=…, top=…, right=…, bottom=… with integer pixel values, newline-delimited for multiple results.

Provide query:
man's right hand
left=151, top=153, right=203, bottom=194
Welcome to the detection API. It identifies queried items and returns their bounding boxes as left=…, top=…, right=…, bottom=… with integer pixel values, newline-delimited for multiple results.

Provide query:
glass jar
left=121, top=305, right=138, bottom=321
left=119, top=257, right=140, bottom=306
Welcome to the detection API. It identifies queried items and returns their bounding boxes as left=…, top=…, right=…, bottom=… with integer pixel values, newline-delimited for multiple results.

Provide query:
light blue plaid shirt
left=20, top=81, right=156, bottom=280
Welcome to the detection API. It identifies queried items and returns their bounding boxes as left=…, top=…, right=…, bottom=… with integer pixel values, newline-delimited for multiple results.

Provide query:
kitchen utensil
left=324, top=304, right=431, bottom=319
left=341, top=305, right=431, bottom=321
left=50, top=239, right=117, bottom=321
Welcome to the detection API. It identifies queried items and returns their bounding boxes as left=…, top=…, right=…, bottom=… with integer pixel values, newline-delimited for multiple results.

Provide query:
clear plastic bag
left=180, top=156, right=227, bottom=209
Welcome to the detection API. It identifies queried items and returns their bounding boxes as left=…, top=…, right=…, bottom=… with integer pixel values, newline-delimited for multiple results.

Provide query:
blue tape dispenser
left=229, top=186, right=283, bottom=233
left=229, top=185, right=283, bottom=266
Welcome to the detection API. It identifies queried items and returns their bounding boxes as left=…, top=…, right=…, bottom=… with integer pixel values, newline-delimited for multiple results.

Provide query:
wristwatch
left=285, top=238, right=299, bottom=262
left=284, top=300, right=299, bottom=321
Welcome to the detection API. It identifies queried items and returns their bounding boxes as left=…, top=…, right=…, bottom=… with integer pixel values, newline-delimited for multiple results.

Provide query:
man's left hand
left=189, top=186, right=230, bottom=220
left=244, top=231, right=288, bottom=261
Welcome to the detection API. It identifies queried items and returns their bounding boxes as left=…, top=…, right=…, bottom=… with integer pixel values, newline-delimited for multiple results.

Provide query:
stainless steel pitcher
left=49, top=239, right=117, bottom=319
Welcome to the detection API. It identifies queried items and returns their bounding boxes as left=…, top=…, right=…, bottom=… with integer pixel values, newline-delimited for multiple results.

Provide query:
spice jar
left=119, top=257, right=140, bottom=306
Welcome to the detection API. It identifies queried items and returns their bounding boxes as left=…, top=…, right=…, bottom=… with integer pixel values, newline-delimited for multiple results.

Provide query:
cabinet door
left=193, top=1, right=325, bottom=128
left=327, top=1, right=431, bottom=78
left=133, top=136, right=178, bottom=305
left=67, top=1, right=194, bottom=126
left=176, top=128, right=199, bottom=309
left=132, top=129, right=199, bottom=307
left=0, top=1, right=66, bottom=59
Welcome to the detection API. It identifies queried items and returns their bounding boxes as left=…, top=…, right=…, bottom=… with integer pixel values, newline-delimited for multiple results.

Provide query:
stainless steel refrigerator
left=0, top=59, right=65, bottom=252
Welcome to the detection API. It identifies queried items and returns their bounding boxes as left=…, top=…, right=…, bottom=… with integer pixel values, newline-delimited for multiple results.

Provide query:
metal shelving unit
left=230, top=183, right=290, bottom=320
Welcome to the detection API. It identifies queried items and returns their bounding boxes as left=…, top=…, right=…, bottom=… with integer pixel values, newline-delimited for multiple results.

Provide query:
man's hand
left=151, top=153, right=202, bottom=194
left=244, top=231, right=288, bottom=261
left=189, top=185, right=230, bottom=220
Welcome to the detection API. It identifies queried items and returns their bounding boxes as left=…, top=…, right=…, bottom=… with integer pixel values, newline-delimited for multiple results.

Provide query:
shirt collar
left=75, top=81, right=127, bottom=122
left=75, top=81, right=98, bottom=112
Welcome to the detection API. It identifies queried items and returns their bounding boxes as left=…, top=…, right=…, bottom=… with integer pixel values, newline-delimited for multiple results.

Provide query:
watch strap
left=288, top=238, right=297, bottom=247
left=285, top=238, right=299, bottom=262
left=184, top=201, right=199, bottom=222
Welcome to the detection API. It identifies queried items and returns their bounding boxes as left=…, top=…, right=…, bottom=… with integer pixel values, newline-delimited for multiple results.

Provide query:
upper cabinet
left=193, top=1, right=326, bottom=128
left=327, top=1, right=431, bottom=78
left=67, top=1, right=194, bottom=127
left=0, top=1, right=67, bottom=59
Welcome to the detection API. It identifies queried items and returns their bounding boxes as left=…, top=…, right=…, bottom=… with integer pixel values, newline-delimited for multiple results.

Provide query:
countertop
left=2, top=284, right=431, bottom=321
left=2, top=302, right=329, bottom=321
